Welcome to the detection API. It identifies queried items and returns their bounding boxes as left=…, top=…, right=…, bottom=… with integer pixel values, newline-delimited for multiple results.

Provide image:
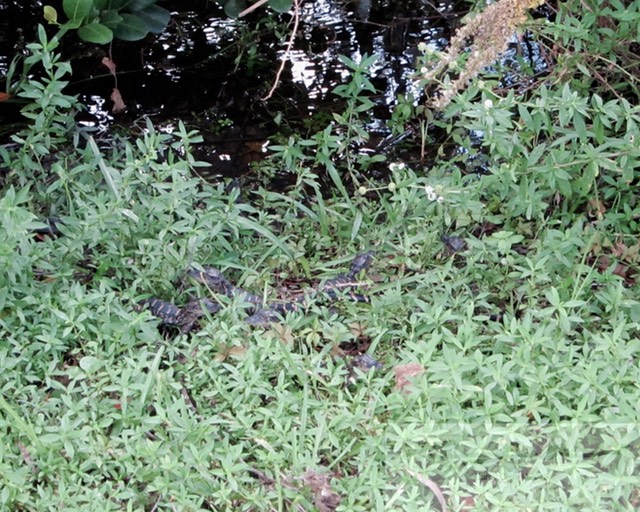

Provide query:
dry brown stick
left=17, top=442, right=39, bottom=474
left=261, top=0, right=301, bottom=101
left=406, top=470, right=448, bottom=512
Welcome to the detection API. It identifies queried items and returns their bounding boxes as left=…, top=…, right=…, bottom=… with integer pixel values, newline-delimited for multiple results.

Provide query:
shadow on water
left=0, top=0, right=548, bottom=183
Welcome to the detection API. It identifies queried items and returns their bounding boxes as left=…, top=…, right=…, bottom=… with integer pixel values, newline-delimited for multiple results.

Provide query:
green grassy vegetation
left=1, top=2, right=640, bottom=510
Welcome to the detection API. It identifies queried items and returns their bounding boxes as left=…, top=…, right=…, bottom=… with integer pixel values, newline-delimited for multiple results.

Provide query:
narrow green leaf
left=0, top=394, right=42, bottom=449
left=88, top=136, right=120, bottom=199
left=236, top=216, right=292, bottom=258
left=350, top=210, right=363, bottom=241
left=325, top=163, right=350, bottom=201
left=139, top=346, right=164, bottom=409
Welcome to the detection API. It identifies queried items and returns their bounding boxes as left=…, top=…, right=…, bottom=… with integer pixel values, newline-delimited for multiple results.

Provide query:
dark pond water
left=0, top=0, right=547, bottom=180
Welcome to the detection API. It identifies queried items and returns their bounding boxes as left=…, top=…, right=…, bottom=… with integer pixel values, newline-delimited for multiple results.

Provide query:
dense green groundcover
left=1, top=2, right=640, bottom=510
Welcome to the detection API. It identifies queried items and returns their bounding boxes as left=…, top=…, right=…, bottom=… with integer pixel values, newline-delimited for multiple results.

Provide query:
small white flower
left=389, top=162, right=406, bottom=172
left=484, top=99, right=493, bottom=109
left=425, top=184, right=445, bottom=202
left=425, top=185, right=437, bottom=201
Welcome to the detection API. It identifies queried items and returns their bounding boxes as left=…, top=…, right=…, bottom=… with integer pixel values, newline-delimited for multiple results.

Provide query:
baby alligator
left=139, top=296, right=221, bottom=334
left=140, top=251, right=374, bottom=330
left=188, top=251, right=375, bottom=326
left=140, top=252, right=381, bottom=373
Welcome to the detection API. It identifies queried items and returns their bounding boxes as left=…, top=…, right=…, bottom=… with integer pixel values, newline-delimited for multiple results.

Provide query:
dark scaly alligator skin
left=143, top=251, right=374, bottom=329
left=141, top=252, right=381, bottom=372
left=350, top=353, right=383, bottom=371
left=441, top=234, right=466, bottom=254
left=346, top=353, right=384, bottom=382
left=140, top=297, right=221, bottom=334
left=189, top=250, right=375, bottom=326
left=186, top=267, right=263, bottom=310
left=318, top=250, right=374, bottom=303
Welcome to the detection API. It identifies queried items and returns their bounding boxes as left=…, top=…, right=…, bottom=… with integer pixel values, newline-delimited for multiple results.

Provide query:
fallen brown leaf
left=303, top=470, right=341, bottom=512
left=272, top=323, right=294, bottom=345
left=101, top=56, right=117, bottom=76
left=394, top=362, right=424, bottom=392
left=587, top=198, right=606, bottom=219
left=17, top=442, right=39, bottom=474
left=460, top=495, right=476, bottom=511
left=303, top=470, right=330, bottom=494
left=597, top=255, right=636, bottom=285
left=110, top=88, right=126, bottom=113
left=611, top=240, right=629, bottom=259
left=214, top=344, right=248, bottom=363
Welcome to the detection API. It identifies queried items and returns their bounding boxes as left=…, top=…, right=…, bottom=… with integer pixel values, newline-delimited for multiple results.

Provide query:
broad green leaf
left=223, top=0, right=245, bottom=18
left=127, top=0, right=158, bottom=11
left=63, top=0, right=94, bottom=21
left=78, top=23, right=113, bottom=44
left=135, top=5, right=171, bottom=34
left=43, top=5, right=59, bottom=24
left=60, top=19, right=83, bottom=29
left=79, top=356, right=103, bottom=373
left=113, top=13, right=149, bottom=41
left=269, top=0, right=292, bottom=13
left=96, top=0, right=128, bottom=9
left=100, top=9, right=124, bottom=28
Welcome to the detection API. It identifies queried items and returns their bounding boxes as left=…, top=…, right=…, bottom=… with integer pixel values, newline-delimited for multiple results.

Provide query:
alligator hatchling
left=141, top=251, right=374, bottom=331
left=139, top=252, right=381, bottom=371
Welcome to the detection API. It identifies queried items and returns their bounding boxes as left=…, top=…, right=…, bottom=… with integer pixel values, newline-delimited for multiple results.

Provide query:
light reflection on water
left=0, top=0, right=547, bottom=140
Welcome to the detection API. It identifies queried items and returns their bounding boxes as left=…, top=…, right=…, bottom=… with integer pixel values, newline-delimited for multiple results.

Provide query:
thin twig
left=238, top=0, right=271, bottom=18
left=261, top=0, right=301, bottom=101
